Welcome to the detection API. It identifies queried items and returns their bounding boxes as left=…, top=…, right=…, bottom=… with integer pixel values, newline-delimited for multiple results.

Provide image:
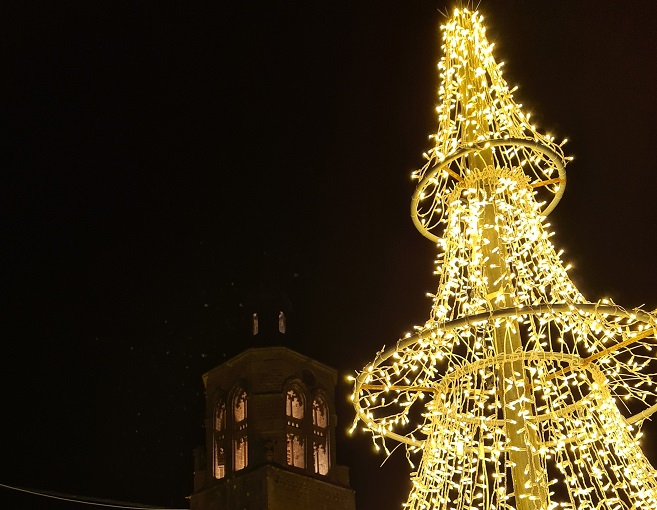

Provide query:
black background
left=3, top=1, right=657, bottom=509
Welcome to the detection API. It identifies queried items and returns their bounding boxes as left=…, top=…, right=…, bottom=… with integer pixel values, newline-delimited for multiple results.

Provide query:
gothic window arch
left=232, top=387, right=248, bottom=471
left=285, top=382, right=306, bottom=469
left=213, top=400, right=226, bottom=479
left=312, top=394, right=330, bottom=475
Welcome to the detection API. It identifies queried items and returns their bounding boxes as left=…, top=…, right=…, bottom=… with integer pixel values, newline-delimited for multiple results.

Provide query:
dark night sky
left=2, top=1, right=657, bottom=509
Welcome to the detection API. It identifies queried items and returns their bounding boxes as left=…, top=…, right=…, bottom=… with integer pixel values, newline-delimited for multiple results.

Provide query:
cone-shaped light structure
left=352, top=9, right=657, bottom=510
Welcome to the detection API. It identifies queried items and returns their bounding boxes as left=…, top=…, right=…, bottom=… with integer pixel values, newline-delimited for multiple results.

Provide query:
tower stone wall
left=190, top=346, right=356, bottom=510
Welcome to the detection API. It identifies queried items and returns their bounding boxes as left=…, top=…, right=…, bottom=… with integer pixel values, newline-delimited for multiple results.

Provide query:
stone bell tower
left=190, top=346, right=356, bottom=510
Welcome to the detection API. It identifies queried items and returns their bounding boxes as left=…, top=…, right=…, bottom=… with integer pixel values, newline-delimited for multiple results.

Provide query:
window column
left=213, top=401, right=226, bottom=479
left=312, top=395, right=330, bottom=475
left=233, top=389, right=248, bottom=471
left=285, top=387, right=306, bottom=468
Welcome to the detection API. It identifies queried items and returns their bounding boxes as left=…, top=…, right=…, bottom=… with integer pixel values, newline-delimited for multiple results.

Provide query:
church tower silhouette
left=190, top=276, right=356, bottom=509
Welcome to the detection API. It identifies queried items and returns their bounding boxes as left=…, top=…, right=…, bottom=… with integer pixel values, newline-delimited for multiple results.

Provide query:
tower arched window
left=285, top=385, right=305, bottom=468
left=233, top=389, right=248, bottom=471
left=213, top=400, right=226, bottom=479
left=312, top=394, right=330, bottom=475
left=252, top=313, right=258, bottom=335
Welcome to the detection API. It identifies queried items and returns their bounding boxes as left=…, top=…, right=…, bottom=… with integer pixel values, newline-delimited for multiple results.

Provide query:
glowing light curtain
left=352, top=9, right=657, bottom=510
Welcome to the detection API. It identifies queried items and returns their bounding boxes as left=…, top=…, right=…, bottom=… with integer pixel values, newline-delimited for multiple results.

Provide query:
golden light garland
left=352, top=9, right=657, bottom=510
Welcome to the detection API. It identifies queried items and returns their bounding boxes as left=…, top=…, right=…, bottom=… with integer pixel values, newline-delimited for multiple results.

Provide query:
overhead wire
left=0, top=482, right=187, bottom=510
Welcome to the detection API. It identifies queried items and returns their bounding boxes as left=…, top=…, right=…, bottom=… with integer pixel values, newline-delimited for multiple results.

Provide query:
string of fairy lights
left=352, top=8, right=657, bottom=510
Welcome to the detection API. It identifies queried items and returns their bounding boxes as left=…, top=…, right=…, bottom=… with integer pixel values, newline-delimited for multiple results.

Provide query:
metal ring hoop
left=422, top=352, right=611, bottom=452
left=353, top=302, right=656, bottom=445
left=410, top=138, right=567, bottom=242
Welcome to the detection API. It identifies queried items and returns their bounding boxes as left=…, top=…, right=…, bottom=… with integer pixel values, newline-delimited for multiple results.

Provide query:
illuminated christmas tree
left=351, top=8, right=657, bottom=510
